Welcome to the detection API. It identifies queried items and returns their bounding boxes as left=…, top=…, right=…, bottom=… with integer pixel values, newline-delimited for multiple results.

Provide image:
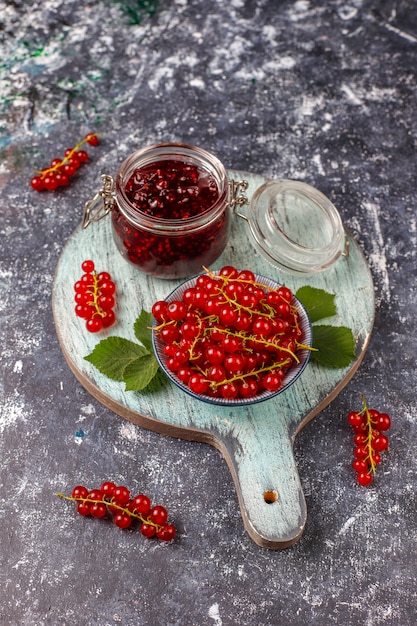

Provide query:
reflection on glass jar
left=239, top=179, right=347, bottom=275
left=112, top=143, right=230, bottom=279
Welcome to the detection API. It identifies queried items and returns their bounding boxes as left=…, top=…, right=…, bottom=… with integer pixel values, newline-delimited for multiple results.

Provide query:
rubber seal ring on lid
left=235, top=179, right=348, bottom=275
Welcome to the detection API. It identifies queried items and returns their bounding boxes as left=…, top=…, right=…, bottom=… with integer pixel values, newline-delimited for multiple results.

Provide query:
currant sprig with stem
left=201, top=358, right=292, bottom=390
left=56, top=493, right=161, bottom=526
left=56, top=483, right=176, bottom=541
left=34, top=134, right=97, bottom=177
left=203, top=265, right=279, bottom=295
left=74, top=260, right=116, bottom=333
left=30, top=132, right=100, bottom=191
left=203, top=265, right=297, bottom=320
left=348, top=393, right=391, bottom=486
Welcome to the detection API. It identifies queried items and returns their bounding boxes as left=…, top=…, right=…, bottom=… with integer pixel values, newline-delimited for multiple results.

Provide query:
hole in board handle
left=263, top=490, right=278, bottom=504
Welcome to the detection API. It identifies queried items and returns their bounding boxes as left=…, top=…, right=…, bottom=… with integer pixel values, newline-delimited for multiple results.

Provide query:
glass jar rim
left=114, top=142, right=228, bottom=234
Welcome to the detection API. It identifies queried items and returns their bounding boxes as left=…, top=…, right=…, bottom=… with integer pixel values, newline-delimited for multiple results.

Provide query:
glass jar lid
left=239, top=179, right=347, bottom=275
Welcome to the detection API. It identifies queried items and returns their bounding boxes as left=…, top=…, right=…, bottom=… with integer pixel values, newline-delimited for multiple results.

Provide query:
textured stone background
left=1, top=1, right=416, bottom=624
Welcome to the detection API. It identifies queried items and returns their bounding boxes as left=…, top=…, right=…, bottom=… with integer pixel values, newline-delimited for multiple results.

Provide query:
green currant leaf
left=310, top=325, right=356, bottom=368
left=84, top=337, right=149, bottom=381
left=123, top=352, right=160, bottom=391
left=295, top=286, right=337, bottom=323
left=134, top=309, right=153, bottom=353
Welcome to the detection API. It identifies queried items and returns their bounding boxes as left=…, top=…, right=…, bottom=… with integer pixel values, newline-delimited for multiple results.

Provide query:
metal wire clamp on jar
left=83, top=143, right=249, bottom=280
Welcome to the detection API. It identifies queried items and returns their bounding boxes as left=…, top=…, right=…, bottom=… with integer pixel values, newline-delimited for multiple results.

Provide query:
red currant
left=166, top=300, right=187, bottom=321
left=261, top=372, right=283, bottom=392
left=277, top=286, right=293, bottom=302
left=113, top=485, right=131, bottom=505
left=30, top=176, right=44, bottom=191
left=159, top=325, right=179, bottom=343
left=55, top=172, right=70, bottom=187
left=156, top=524, right=176, bottom=541
left=237, top=269, right=255, bottom=282
left=372, top=434, right=389, bottom=452
left=72, top=485, right=88, bottom=499
left=86, top=317, right=103, bottom=333
left=357, top=472, right=373, bottom=486
left=77, top=501, right=91, bottom=516
left=90, top=502, right=107, bottom=518
left=376, top=413, right=391, bottom=431
left=81, top=260, right=95, bottom=273
left=148, top=505, right=168, bottom=526
left=87, top=489, right=104, bottom=501
left=238, top=378, right=258, bottom=398
left=347, top=411, right=364, bottom=429
left=74, top=262, right=116, bottom=332
left=61, top=483, right=175, bottom=541
left=354, top=445, right=368, bottom=460
left=114, top=512, right=132, bottom=529
left=43, top=174, right=59, bottom=191
left=220, top=382, right=239, bottom=399
left=352, top=459, right=368, bottom=473
left=99, top=280, right=116, bottom=296
left=219, top=265, right=238, bottom=278
left=100, top=481, right=115, bottom=498
left=189, top=373, right=209, bottom=395
left=85, top=132, right=99, bottom=146
left=224, top=354, right=245, bottom=373
left=152, top=300, right=169, bottom=322
left=140, top=523, right=156, bottom=538
left=101, top=309, right=116, bottom=328
left=77, top=149, right=89, bottom=163
left=131, top=494, right=151, bottom=516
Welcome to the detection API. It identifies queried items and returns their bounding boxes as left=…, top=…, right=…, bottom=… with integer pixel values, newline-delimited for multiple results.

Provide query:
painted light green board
left=52, top=170, right=375, bottom=549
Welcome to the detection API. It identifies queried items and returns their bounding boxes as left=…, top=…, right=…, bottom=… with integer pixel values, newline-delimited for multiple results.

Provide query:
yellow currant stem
left=205, top=274, right=300, bottom=320
left=204, top=325, right=300, bottom=363
left=360, top=393, right=378, bottom=474
left=203, top=266, right=280, bottom=294
left=85, top=272, right=105, bottom=319
left=55, top=493, right=163, bottom=530
left=202, top=359, right=292, bottom=389
left=297, top=341, right=317, bottom=352
left=153, top=319, right=177, bottom=331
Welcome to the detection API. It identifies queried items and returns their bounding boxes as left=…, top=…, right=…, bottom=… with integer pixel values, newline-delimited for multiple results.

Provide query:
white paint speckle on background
left=119, top=421, right=139, bottom=441
left=208, top=603, right=223, bottom=625
left=362, top=201, right=391, bottom=303
left=13, top=359, right=23, bottom=373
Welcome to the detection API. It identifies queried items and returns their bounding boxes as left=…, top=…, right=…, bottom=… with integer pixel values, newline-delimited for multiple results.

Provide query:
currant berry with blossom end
left=56, top=483, right=176, bottom=542
left=347, top=394, right=391, bottom=486
left=73, top=260, right=116, bottom=332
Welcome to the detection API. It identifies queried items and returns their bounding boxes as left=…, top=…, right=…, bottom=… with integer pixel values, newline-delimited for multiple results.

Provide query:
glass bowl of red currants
left=151, top=266, right=312, bottom=406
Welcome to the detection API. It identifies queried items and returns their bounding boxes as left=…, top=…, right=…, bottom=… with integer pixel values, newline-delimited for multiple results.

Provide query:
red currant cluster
left=57, top=482, right=175, bottom=541
left=30, top=132, right=99, bottom=191
left=152, top=266, right=307, bottom=401
left=74, top=260, right=116, bottom=332
left=348, top=394, right=391, bottom=486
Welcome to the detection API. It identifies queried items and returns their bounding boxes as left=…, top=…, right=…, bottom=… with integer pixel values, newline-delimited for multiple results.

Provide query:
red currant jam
left=124, top=160, right=219, bottom=219
left=113, top=146, right=230, bottom=279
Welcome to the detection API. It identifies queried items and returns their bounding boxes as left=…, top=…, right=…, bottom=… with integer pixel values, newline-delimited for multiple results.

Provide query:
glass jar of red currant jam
left=90, top=143, right=232, bottom=279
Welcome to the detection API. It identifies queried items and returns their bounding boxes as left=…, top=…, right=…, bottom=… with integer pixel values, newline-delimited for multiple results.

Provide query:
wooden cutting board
left=52, top=170, right=375, bottom=549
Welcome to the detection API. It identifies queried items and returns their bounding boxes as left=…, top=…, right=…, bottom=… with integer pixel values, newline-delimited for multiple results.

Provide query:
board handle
left=215, top=419, right=307, bottom=549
